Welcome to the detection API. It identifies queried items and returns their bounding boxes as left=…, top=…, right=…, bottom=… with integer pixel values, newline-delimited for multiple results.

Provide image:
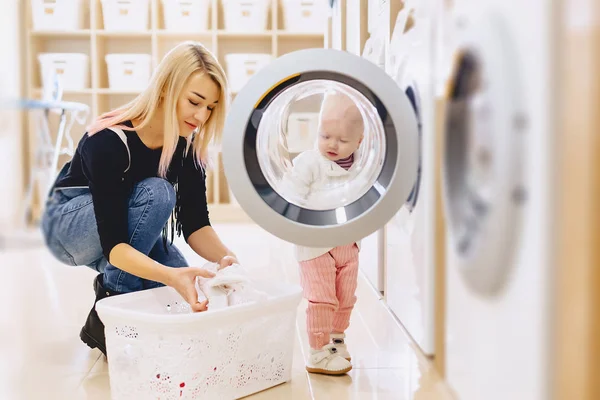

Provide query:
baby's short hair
left=319, top=90, right=365, bottom=138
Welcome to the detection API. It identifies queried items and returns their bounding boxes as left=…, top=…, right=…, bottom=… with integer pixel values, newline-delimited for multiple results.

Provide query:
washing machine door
left=392, top=17, right=426, bottom=214
left=222, top=48, right=419, bottom=248
left=442, top=10, right=526, bottom=294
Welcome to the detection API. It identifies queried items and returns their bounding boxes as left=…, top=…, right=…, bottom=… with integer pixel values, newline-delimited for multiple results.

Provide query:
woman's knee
left=45, top=238, right=78, bottom=266
left=131, top=178, right=176, bottom=219
left=40, top=198, right=88, bottom=266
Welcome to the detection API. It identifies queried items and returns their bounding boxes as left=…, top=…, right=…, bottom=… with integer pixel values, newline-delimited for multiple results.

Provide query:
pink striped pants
left=299, top=243, right=359, bottom=349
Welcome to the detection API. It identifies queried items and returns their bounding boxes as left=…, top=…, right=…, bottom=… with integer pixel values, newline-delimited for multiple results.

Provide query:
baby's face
left=317, top=93, right=364, bottom=161
left=317, top=120, right=363, bottom=161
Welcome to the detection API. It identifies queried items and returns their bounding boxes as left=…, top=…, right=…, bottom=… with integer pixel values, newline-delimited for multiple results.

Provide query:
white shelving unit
left=23, top=0, right=325, bottom=223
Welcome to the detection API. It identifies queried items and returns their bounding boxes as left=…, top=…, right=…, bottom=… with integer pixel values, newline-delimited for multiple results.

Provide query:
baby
left=316, top=90, right=364, bottom=166
left=282, top=91, right=365, bottom=205
left=282, top=90, right=364, bottom=375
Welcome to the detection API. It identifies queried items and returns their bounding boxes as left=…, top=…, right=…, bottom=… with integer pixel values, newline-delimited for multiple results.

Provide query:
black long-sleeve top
left=53, top=120, right=210, bottom=260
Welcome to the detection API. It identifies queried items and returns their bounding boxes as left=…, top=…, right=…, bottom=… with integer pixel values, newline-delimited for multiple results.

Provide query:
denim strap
left=107, top=126, right=131, bottom=173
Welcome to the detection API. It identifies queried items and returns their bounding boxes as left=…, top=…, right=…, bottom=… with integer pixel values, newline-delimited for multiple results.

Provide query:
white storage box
left=106, top=54, right=152, bottom=91
left=38, top=53, right=89, bottom=90
left=287, top=112, right=319, bottom=153
left=31, top=0, right=85, bottom=31
left=225, top=53, right=273, bottom=93
left=101, top=0, right=150, bottom=31
left=221, top=0, right=269, bottom=32
left=96, top=281, right=302, bottom=400
left=162, top=0, right=210, bottom=32
left=282, top=0, right=328, bottom=33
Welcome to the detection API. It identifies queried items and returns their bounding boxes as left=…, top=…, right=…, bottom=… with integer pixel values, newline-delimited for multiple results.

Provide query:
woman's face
left=177, top=71, right=220, bottom=137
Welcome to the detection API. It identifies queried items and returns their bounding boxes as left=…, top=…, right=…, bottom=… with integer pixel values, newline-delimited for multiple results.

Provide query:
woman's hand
left=164, top=267, right=216, bottom=312
left=187, top=227, right=238, bottom=270
left=218, top=255, right=239, bottom=270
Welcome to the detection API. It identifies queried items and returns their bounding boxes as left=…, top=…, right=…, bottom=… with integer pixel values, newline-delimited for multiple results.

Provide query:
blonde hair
left=86, top=41, right=229, bottom=176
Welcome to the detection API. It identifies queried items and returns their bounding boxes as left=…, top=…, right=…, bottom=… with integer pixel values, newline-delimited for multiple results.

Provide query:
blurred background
left=0, top=0, right=598, bottom=399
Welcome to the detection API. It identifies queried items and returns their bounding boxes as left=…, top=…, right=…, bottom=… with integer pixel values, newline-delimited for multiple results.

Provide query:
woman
left=41, top=41, right=238, bottom=356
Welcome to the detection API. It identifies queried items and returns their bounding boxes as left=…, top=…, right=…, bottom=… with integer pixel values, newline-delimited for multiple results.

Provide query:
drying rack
left=21, top=98, right=89, bottom=223
left=0, top=84, right=90, bottom=250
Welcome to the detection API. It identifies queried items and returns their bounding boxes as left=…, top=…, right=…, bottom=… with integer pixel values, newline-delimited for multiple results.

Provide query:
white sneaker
left=331, top=333, right=351, bottom=361
left=306, top=343, right=352, bottom=375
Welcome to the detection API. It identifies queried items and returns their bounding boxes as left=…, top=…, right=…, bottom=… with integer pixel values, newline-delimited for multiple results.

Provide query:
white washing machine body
left=384, top=0, right=437, bottom=356
left=441, top=1, right=555, bottom=399
left=359, top=24, right=391, bottom=294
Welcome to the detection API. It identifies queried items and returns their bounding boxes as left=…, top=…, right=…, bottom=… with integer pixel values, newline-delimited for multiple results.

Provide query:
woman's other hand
left=218, top=255, right=238, bottom=270
left=165, top=266, right=216, bottom=312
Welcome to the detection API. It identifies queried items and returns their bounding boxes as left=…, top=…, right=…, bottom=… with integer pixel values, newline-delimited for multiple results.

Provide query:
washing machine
left=358, top=24, right=389, bottom=294
left=441, top=1, right=556, bottom=399
left=220, top=48, right=420, bottom=287
left=384, top=0, right=438, bottom=357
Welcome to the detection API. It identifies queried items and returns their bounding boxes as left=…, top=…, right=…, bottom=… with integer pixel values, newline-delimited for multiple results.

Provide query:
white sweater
left=279, top=148, right=363, bottom=262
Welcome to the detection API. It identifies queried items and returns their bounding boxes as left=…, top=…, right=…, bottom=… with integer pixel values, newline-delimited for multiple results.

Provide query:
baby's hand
left=282, top=152, right=315, bottom=199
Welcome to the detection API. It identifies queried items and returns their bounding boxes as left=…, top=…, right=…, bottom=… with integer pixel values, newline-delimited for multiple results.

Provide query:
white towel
left=195, top=262, right=269, bottom=310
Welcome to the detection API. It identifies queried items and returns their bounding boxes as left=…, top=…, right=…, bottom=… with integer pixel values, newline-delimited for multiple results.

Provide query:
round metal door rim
left=402, top=83, right=423, bottom=213
left=222, top=48, right=419, bottom=248
left=393, top=25, right=426, bottom=216
left=442, top=11, right=525, bottom=295
left=244, top=71, right=395, bottom=227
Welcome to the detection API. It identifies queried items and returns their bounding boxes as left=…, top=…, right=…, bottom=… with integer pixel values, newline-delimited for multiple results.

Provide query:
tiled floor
left=1, top=223, right=454, bottom=400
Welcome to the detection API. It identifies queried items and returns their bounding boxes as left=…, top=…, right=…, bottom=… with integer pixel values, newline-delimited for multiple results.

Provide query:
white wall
left=0, top=0, right=24, bottom=230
